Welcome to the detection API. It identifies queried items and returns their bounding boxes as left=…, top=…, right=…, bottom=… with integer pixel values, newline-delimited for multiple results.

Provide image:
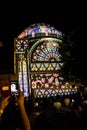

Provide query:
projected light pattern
left=17, top=55, right=29, bottom=97
left=15, top=23, right=77, bottom=98
left=15, top=39, right=29, bottom=52
left=32, top=41, right=61, bottom=62
left=31, top=73, right=63, bottom=89
left=28, top=37, right=66, bottom=98
left=18, top=23, right=63, bottom=39
left=34, top=86, right=77, bottom=98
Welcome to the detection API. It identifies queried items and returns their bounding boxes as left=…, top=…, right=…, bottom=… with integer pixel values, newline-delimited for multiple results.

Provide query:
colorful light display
left=14, top=23, right=77, bottom=98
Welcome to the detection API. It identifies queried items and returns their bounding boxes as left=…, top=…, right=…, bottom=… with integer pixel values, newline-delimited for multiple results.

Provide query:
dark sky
left=0, top=2, right=86, bottom=81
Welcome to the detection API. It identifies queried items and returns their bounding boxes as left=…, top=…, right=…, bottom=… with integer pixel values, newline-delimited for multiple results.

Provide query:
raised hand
left=14, top=90, right=24, bottom=107
left=0, top=96, right=10, bottom=110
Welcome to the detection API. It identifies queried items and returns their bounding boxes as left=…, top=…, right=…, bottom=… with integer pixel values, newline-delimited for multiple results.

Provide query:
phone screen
left=10, top=81, right=19, bottom=96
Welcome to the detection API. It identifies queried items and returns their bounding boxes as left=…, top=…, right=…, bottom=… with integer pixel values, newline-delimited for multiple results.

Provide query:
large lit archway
left=14, top=23, right=77, bottom=98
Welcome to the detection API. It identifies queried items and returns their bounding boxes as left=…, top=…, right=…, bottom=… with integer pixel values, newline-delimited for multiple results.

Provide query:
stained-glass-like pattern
left=30, top=63, right=62, bottom=71
left=14, top=23, right=78, bottom=98
left=32, top=42, right=61, bottom=62
left=18, top=55, right=29, bottom=97
left=28, top=36, right=66, bottom=97
left=18, top=23, right=63, bottom=39
left=29, top=38, right=62, bottom=62
left=31, top=73, right=64, bottom=89
left=34, top=87, right=77, bottom=98
left=15, top=39, right=29, bottom=52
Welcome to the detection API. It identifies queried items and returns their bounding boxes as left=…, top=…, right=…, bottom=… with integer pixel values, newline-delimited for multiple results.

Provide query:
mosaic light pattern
left=32, top=41, right=61, bottom=62
left=15, top=39, right=29, bottom=52
left=17, top=55, right=29, bottom=97
left=31, top=73, right=63, bottom=89
left=28, top=37, right=67, bottom=97
left=15, top=23, right=77, bottom=98
left=18, top=23, right=63, bottom=39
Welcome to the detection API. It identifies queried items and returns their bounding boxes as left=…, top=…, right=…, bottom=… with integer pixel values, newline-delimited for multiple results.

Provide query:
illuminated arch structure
left=14, top=23, right=77, bottom=98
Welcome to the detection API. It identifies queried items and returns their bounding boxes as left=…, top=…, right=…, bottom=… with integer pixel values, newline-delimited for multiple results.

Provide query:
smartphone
left=10, top=81, right=19, bottom=96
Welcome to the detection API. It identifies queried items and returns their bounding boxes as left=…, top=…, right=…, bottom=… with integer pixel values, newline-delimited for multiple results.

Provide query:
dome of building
left=18, top=23, right=63, bottom=39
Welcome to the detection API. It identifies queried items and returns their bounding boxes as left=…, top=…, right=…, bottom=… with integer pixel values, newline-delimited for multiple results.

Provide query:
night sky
left=0, top=2, right=86, bottom=81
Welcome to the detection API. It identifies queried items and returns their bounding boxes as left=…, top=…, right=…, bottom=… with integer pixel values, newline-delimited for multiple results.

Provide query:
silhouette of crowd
left=0, top=89, right=87, bottom=130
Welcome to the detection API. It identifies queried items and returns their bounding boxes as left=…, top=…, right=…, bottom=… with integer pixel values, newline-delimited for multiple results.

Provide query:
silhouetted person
left=0, top=91, right=31, bottom=130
